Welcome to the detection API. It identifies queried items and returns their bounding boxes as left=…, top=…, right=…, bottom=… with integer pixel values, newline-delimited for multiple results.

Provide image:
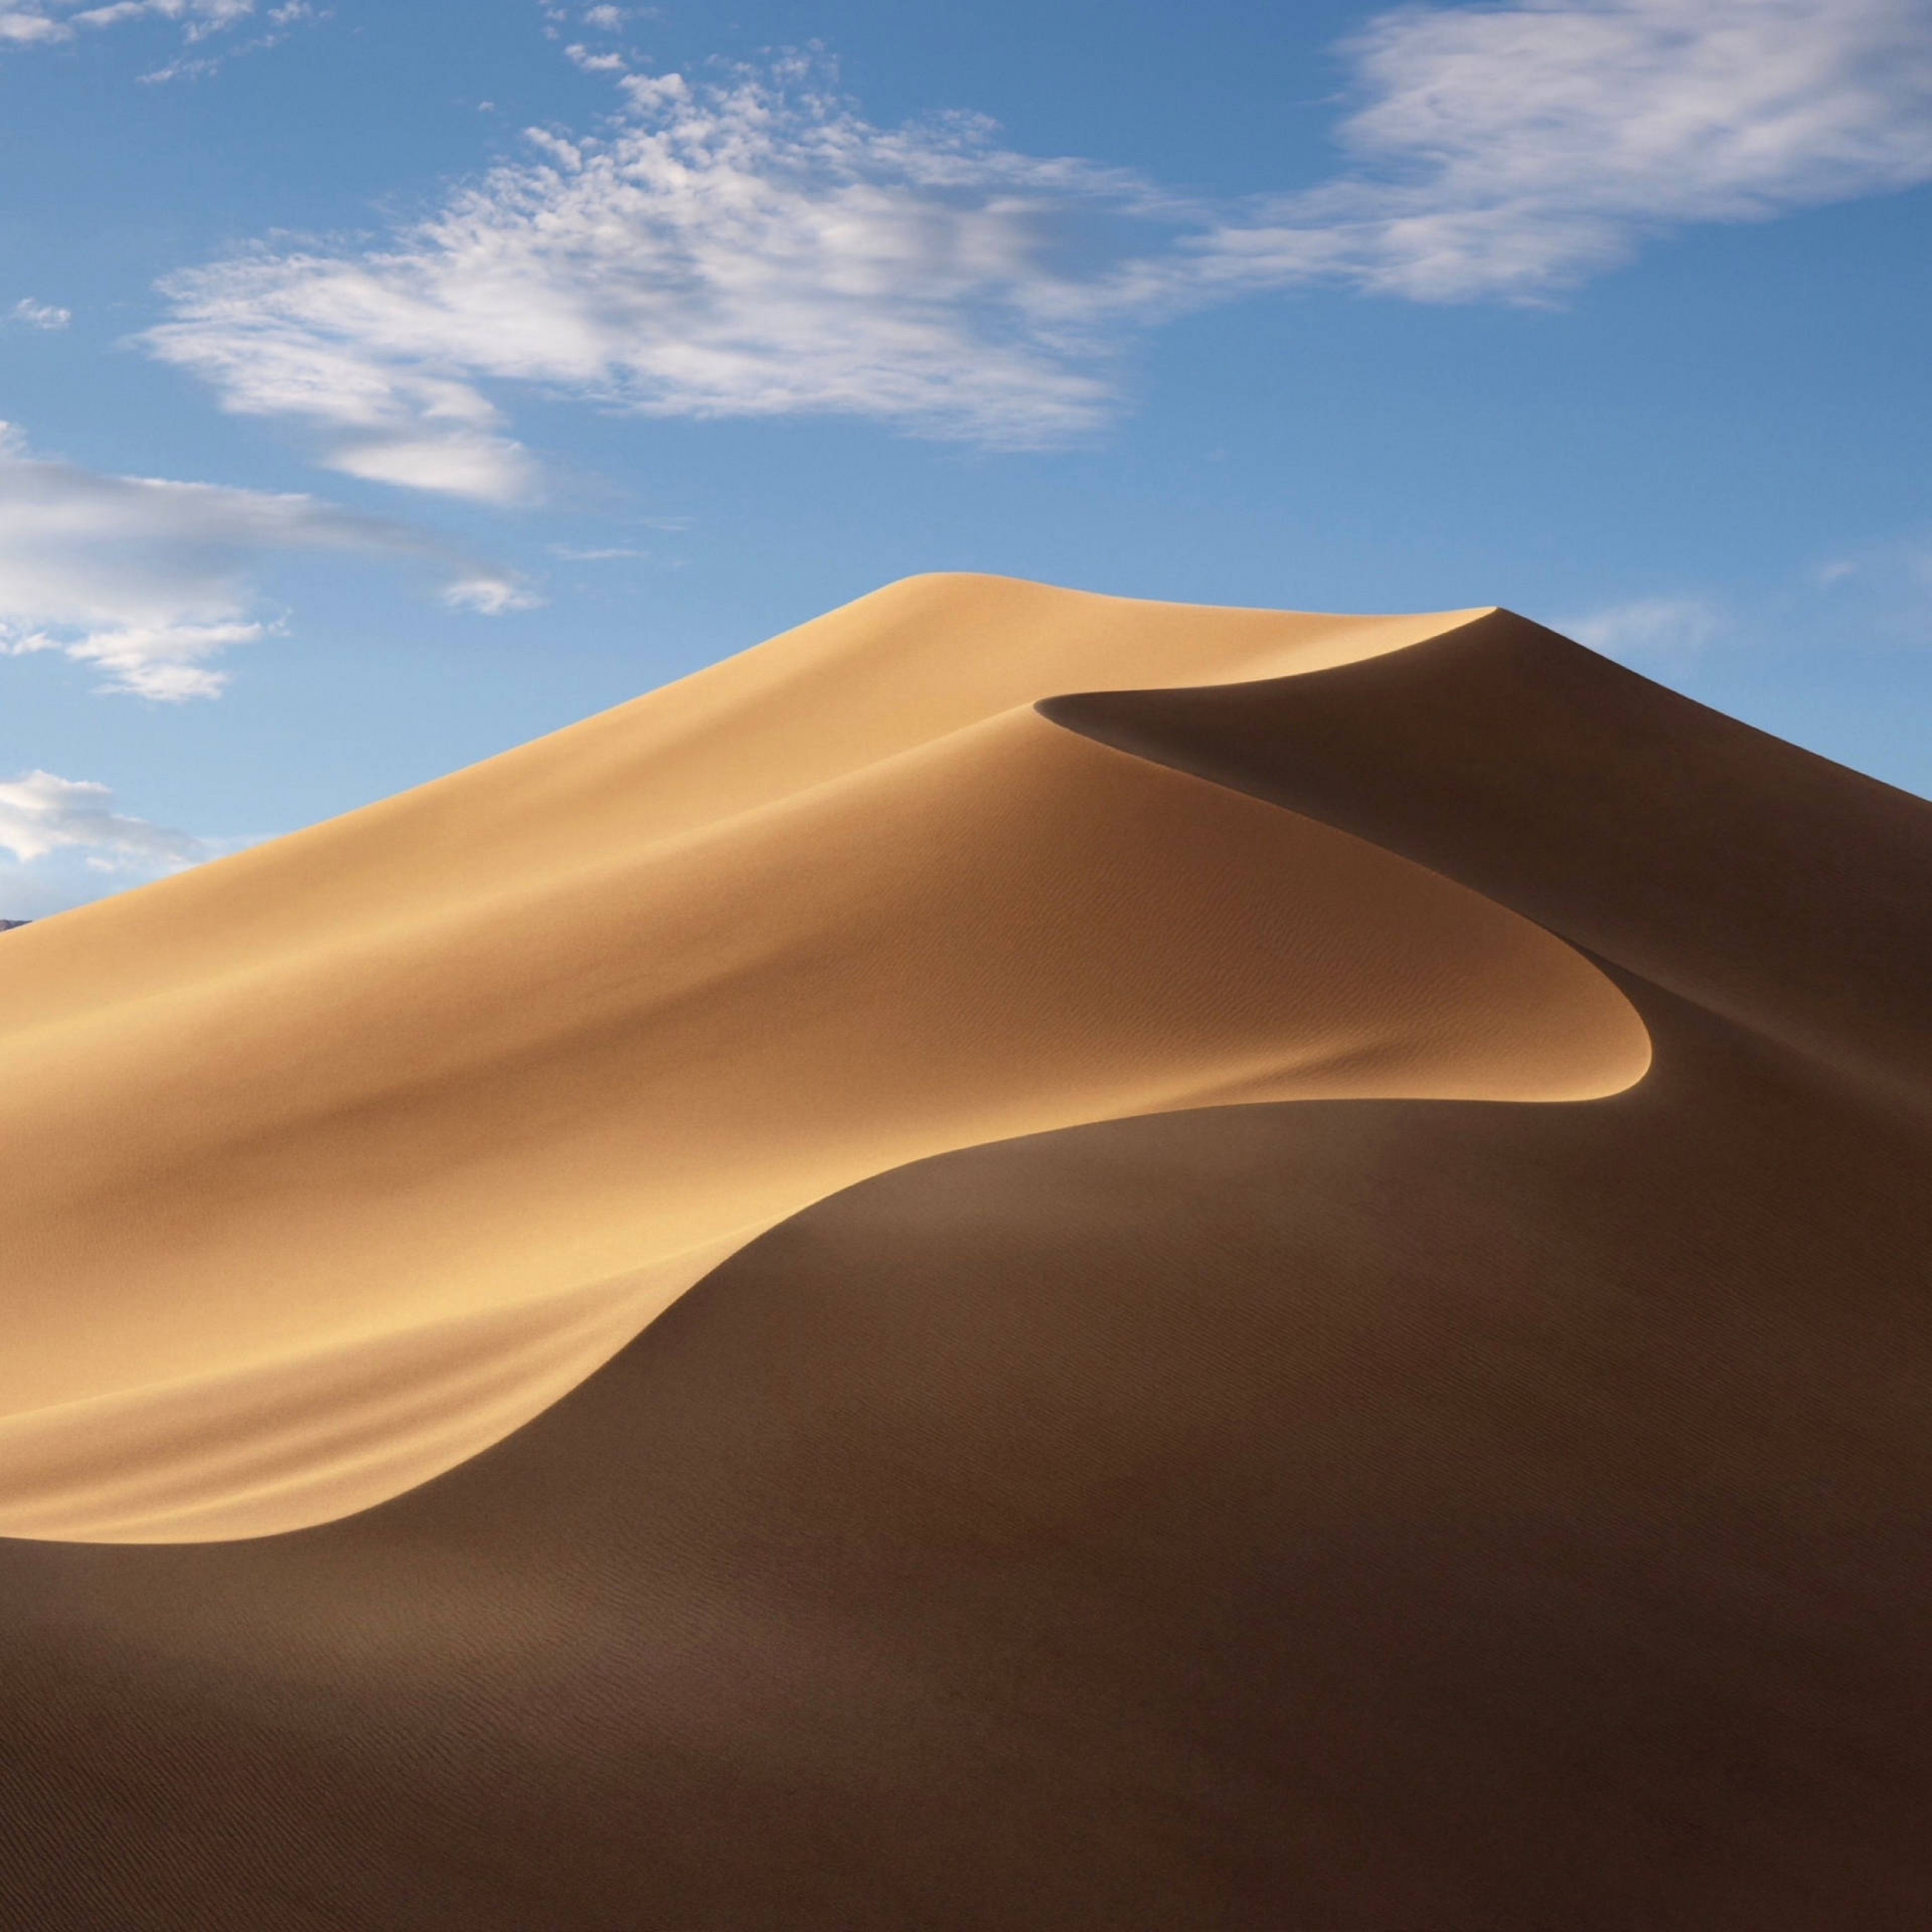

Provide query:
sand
left=0, top=580, right=1926, bottom=1927
left=0, top=577, right=1645, bottom=1542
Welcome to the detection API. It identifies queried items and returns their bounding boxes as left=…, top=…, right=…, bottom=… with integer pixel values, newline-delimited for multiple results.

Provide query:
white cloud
left=1191, top=0, right=1932, bottom=302
left=0, top=769, right=216, bottom=920
left=1561, top=532, right=1932, bottom=676
left=0, top=1, right=255, bottom=50
left=0, top=422, right=534, bottom=699
left=0, top=768, right=206, bottom=868
left=143, top=59, right=1168, bottom=488
left=136, top=0, right=314, bottom=81
left=0, top=0, right=320, bottom=80
left=328, top=431, right=537, bottom=504
left=1569, top=596, right=1727, bottom=660
left=144, top=4, right=1932, bottom=478
left=441, top=572, right=541, bottom=615
left=8, top=298, right=71, bottom=329
left=1804, top=531, right=1932, bottom=645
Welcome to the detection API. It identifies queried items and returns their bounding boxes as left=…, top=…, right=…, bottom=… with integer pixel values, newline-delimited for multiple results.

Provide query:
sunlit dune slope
left=0, top=577, right=1648, bottom=1543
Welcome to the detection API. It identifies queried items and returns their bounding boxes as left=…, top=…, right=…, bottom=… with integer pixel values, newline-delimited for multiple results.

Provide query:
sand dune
left=0, top=578, right=1645, bottom=1541
left=1, top=579, right=1927, bottom=1927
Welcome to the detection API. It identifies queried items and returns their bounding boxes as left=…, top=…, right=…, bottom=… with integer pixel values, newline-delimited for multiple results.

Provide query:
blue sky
left=3, top=0, right=1930, bottom=914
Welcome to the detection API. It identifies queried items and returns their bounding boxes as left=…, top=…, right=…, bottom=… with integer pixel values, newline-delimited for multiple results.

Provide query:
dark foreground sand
left=0, top=597, right=1927, bottom=1927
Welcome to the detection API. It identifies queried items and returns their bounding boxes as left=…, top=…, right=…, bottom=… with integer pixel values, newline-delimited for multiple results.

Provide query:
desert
left=2, top=574, right=1927, bottom=1926
left=5, top=2, right=1930, bottom=1922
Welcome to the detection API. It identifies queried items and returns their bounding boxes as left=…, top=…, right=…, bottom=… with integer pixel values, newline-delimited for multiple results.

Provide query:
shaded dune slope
left=1044, top=606, right=1930, bottom=1107
left=0, top=580, right=1645, bottom=1543
left=2, top=585, right=1929, bottom=1927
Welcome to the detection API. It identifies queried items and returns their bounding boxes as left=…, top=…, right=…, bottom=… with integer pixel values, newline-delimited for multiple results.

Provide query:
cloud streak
left=145, top=2, right=1932, bottom=484
left=1192, top=0, right=1932, bottom=302
left=0, top=423, right=534, bottom=699
left=0, top=768, right=215, bottom=920
left=0, top=1, right=254, bottom=49
left=0, top=0, right=318, bottom=82
left=145, top=57, right=1160, bottom=493
left=0, top=768, right=206, bottom=868
left=8, top=298, right=71, bottom=329
left=1570, top=596, right=1728, bottom=661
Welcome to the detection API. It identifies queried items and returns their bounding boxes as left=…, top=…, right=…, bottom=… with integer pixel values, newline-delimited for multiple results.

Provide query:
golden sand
left=0, top=577, right=1648, bottom=1540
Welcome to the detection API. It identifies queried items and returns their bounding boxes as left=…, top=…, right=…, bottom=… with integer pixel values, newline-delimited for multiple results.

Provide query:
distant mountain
left=0, top=920, right=29, bottom=932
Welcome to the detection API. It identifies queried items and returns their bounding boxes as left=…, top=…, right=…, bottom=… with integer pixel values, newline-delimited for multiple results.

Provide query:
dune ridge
left=0, top=580, right=1927, bottom=1927
left=0, top=577, right=1647, bottom=1543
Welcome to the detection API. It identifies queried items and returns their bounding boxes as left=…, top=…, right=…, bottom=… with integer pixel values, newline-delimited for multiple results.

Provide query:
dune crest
left=0, top=577, right=1648, bottom=1542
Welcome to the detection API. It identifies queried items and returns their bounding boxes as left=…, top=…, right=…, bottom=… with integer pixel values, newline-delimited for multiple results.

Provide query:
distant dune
left=1, top=577, right=1926, bottom=1927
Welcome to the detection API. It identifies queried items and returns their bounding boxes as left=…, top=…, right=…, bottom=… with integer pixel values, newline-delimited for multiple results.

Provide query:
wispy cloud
left=1, top=1, right=253, bottom=50
left=563, top=40, right=625, bottom=73
left=1569, top=596, right=1728, bottom=661
left=537, top=2, right=650, bottom=36
left=137, top=0, right=315, bottom=83
left=0, top=0, right=319, bottom=80
left=1189, top=0, right=1932, bottom=303
left=0, top=422, right=534, bottom=700
left=0, top=768, right=213, bottom=920
left=0, top=768, right=206, bottom=868
left=7, top=298, right=71, bottom=329
left=1565, top=526, right=1932, bottom=668
left=145, top=57, right=1158, bottom=493
left=144, top=2, right=1932, bottom=483
left=1806, top=531, right=1932, bottom=646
